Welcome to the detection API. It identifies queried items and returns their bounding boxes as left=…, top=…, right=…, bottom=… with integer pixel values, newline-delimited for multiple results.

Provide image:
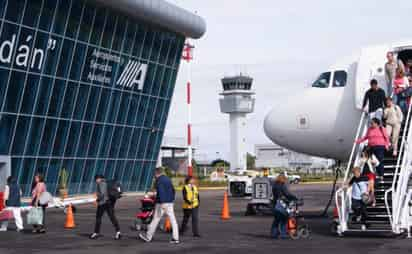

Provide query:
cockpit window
left=311, top=72, right=331, bottom=88
left=332, top=70, right=347, bottom=87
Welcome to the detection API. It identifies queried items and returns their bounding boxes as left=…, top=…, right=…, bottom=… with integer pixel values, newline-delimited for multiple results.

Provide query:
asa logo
left=116, top=60, right=148, bottom=90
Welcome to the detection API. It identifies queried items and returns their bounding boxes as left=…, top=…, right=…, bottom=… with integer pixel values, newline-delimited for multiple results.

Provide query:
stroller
left=134, top=194, right=156, bottom=231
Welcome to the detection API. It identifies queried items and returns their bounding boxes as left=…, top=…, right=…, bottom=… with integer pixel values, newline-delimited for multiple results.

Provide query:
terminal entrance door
left=0, top=156, right=11, bottom=192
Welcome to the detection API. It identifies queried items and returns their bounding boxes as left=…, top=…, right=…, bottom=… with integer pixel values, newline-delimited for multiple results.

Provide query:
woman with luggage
left=31, top=173, right=48, bottom=233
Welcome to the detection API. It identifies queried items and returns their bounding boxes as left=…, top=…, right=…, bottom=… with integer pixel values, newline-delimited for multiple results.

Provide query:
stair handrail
left=390, top=101, right=412, bottom=230
left=335, top=111, right=367, bottom=232
left=392, top=101, right=412, bottom=194
left=342, top=111, right=367, bottom=185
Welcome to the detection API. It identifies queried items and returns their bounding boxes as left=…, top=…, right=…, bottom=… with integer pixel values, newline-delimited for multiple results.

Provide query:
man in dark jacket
left=362, top=79, right=386, bottom=122
left=90, top=175, right=121, bottom=240
left=139, top=168, right=179, bottom=244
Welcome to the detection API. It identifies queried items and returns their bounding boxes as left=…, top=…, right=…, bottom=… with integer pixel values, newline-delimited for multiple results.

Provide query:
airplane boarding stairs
left=335, top=106, right=412, bottom=237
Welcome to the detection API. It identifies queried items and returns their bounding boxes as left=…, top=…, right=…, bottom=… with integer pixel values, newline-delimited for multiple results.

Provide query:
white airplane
left=264, top=42, right=412, bottom=161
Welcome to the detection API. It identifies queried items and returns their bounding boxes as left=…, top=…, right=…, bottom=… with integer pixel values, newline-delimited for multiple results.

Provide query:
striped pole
left=183, top=42, right=194, bottom=177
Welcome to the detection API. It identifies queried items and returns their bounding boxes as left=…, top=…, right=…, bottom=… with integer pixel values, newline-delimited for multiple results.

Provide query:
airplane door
left=355, top=45, right=390, bottom=110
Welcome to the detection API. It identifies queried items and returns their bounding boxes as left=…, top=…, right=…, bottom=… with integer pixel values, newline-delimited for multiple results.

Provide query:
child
left=348, top=167, right=369, bottom=230
left=358, top=147, right=378, bottom=206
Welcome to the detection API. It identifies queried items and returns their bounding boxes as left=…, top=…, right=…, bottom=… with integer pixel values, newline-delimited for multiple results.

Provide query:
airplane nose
left=264, top=104, right=290, bottom=146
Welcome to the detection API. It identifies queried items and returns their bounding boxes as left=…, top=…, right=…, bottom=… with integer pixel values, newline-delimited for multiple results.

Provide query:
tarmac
left=1, top=183, right=412, bottom=254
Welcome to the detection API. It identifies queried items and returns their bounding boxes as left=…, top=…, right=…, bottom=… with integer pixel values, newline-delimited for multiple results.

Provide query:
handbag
left=0, top=210, right=13, bottom=221
left=39, top=192, right=52, bottom=206
left=27, top=207, right=43, bottom=225
left=355, top=182, right=373, bottom=205
left=274, top=199, right=288, bottom=216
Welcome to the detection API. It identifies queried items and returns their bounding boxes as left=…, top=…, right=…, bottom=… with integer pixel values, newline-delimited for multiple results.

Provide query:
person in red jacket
left=356, top=118, right=390, bottom=180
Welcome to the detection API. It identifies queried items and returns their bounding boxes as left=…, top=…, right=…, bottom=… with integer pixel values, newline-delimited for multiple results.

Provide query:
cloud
left=165, top=0, right=412, bottom=160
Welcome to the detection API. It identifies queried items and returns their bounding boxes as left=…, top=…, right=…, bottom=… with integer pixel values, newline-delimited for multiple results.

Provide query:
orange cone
left=221, top=191, right=231, bottom=220
left=65, top=204, right=76, bottom=229
left=164, top=216, right=171, bottom=232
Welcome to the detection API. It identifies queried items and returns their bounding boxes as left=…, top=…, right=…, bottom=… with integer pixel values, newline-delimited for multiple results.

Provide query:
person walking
left=393, top=67, right=409, bottom=114
left=90, top=175, right=122, bottom=240
left=358, top=147, right=379, bottom=207
left=356, top=118, right=390, bottom=180
left=0, top=176, right=23, bottom=232
left=139, top=168, right=179, bottom=244
left=384, top=97, right=403, bottom=156
left=362, top=79, right=386, bottom=122
left=31, top=173, right=47, bottom=233
left=385, top=51, right=405, bottom=97
left=347, top=167, right=369, bottom=231
left=271, top=174, right=297, bottom=239
left=180, top=176, right=200, bottom=238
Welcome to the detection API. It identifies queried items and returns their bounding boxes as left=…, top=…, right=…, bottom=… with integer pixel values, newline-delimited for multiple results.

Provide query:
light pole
left=182, top=41, right=194, bottom=177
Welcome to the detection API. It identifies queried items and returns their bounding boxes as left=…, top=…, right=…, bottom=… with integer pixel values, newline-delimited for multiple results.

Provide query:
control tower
left=219, top=74, right=255, bottom=172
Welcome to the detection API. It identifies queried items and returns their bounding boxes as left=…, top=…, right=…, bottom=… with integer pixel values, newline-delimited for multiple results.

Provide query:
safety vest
left=182, top=184, right=199, bottom=209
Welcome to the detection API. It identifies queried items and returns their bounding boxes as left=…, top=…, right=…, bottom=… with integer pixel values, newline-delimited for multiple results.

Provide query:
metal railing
left=335, top=111, right=368, bottom=233
left=386, top=101, right=412, bottom=232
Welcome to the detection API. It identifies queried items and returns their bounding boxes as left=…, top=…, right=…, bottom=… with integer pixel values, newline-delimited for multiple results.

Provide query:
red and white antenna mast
left=182, top=41, right=195, bottom=177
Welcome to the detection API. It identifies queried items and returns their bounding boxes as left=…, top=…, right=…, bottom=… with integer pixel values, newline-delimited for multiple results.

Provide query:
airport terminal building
left=0, top=0, right=205, bottom=196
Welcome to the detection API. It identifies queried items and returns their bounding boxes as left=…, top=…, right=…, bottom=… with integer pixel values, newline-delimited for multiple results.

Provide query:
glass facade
left=0, top=0, right=184, bottom=196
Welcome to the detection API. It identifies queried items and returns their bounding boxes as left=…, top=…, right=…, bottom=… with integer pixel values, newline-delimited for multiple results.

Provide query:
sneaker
left=193, top=234, right=201, bottom=238
left=115, top=232, right=122, bottom=240
left=38, top=228, right=46, bottom=234
left=138, top=233, right=151, bottom=243
left=0, top=228, right=7, bottom=232
left=89, top=233, right=100, bottom=239
left=361, top=224, right=367, bottom=231
left=169, top=239, right=180, bottom=244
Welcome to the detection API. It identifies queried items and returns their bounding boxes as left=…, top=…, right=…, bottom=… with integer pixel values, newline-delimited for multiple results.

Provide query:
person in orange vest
left=180, top=176, right=200, bottom=237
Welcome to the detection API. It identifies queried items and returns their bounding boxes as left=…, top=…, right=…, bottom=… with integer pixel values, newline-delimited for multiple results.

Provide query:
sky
left=165, top=0, right=412, bottom=161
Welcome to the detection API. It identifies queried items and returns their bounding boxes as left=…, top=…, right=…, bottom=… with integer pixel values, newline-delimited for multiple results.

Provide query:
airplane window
left=332, top=70, right=347, bottom=87
left=311, top=72, right=331, bottom=88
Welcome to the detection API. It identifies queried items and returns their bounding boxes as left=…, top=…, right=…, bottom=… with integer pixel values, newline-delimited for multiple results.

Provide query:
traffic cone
left=65, top=204, right=76, bottom=229
left=164, top=216, right=171, bottom=232
left=221, top=191, right=231, bottom=220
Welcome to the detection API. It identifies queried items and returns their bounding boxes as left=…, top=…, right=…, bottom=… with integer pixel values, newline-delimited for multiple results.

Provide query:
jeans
left=271, top=210, right=287, bottom=238
left=146, top=203, right=179, bottom=241
left=397, top=97, right=408, bottom=115
left=94, top=202, right=120, bottom=234
left=370, top=145, right=385, bottom=176
left=0, top=207, right=23, bottom=231
left=388, top=82, right=393, bottom=98
left=352, top=199, right=367, bottom=224
left=180, top=208, right=199, bottom=235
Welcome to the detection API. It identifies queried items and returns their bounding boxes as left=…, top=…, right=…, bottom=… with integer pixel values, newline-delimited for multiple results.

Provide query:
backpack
left=107, top=180, right=122, bottom=201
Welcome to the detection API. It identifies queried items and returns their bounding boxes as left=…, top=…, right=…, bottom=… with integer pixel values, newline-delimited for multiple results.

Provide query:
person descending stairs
left=335, top=107, right=412, bottom=235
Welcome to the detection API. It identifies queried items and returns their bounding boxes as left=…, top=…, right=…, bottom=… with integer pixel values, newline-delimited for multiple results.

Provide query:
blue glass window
left=5, top=0, right=25, bottom=23
left=65, top=1, right=83, bottom=38
left=78, top=4, right=95, bottom=42
left=0, top=114, right=16, bottom=154
left=3, top=70, right=26, bottom=113
left=52, top=120, right=70, bottom=157
left=47, top=79, right=66, bottom=117
left=22, top=0, right=42, bottom=26
left=39, top=0, right=57, bottom=31
left=11, top=116, right=30, bottom=155
left=53, top=0, right=71, bottom=35
left=25, top=117, right=45, bottom=156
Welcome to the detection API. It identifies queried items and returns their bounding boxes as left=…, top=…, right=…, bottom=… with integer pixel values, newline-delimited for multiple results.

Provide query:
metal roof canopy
left=90, top=0, right=206, bottom=39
